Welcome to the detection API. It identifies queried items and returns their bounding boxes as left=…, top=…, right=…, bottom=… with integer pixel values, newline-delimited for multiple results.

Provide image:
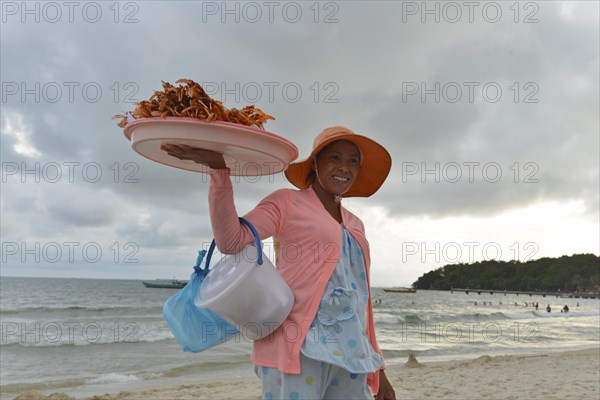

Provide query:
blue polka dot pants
left=255, top=354, right=372, bottom=400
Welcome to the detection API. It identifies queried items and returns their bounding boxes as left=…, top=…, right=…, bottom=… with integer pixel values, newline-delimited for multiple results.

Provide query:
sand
left=13, top=349, right=599, bottom=400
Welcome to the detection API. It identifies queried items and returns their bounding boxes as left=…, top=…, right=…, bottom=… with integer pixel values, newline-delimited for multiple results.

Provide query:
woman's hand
left=375, top=369, right=396, bottom=400
left=161, top=143, right=227, bottom=169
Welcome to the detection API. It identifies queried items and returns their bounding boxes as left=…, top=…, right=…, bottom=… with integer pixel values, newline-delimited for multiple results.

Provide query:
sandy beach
left=12, top=349, right=599, bottom=400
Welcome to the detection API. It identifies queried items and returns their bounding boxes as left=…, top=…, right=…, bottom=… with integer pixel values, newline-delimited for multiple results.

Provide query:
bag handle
left=193, top=217, right=263, bottom=276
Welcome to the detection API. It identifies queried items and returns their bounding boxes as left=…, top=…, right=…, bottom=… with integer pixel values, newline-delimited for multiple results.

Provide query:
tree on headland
left=412, top=254, right=600, bottom=292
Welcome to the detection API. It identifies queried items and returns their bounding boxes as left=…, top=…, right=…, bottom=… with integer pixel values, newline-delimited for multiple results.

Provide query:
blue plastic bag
left=163, top=232, right=243, bottom=353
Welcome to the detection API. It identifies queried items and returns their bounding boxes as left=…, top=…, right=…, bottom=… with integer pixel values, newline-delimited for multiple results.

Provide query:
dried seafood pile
left=113, top=79, right=275, bottom=129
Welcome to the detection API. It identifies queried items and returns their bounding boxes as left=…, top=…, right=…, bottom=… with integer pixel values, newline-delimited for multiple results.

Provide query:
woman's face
left=313, top=140, right=361, bottom=196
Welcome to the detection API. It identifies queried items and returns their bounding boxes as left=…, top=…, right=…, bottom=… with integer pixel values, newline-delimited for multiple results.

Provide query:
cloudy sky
left=1, top=0, right=598, bottom=286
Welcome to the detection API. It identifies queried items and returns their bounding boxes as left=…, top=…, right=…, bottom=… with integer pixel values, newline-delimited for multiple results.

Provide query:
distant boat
left=383, top=288, right=417, bottom=293
left=142, top=279, right=188, bottom=289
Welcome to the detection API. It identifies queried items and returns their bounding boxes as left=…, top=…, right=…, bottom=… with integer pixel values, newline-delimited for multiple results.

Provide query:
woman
left=162, top=126, right=396, bottom=400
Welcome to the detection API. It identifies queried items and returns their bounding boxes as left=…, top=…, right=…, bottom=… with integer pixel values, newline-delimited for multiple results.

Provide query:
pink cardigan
left=208, top=169, right=383, bottom=393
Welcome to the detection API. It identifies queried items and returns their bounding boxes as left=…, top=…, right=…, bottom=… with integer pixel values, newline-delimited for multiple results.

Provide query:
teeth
left=333, top=176, right=348, bottom=182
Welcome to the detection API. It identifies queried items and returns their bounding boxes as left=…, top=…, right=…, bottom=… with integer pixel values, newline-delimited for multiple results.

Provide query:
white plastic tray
left=124, top=117, right=298, bottom=176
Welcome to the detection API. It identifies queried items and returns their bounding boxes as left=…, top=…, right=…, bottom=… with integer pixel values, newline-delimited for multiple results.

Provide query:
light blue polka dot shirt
left=301, top=226, right=383, bottom=373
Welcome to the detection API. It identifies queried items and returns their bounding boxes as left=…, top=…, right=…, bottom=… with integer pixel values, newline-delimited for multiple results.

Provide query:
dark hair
left=306, top=169, right=316, bottom=185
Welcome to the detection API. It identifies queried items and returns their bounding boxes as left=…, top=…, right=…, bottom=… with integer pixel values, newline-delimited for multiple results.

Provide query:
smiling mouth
left=332, top=175, right=350, bottom=182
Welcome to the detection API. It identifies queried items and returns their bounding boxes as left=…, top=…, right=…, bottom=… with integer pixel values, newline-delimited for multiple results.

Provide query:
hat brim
left=284, top=134, right=391, bottom=197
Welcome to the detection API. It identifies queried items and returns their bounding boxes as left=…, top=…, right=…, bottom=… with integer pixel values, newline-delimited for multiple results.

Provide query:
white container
left=123, top=117, right=298, bottom=175
left=194, top=244, right=294, bottom=340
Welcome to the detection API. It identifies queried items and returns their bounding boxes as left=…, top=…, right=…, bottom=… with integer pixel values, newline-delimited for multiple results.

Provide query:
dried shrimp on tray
left=115, top=79, right=298, bottom=176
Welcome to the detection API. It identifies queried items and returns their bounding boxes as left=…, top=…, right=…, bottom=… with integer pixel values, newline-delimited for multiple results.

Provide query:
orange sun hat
left=284, top=126, right=392, bottom=198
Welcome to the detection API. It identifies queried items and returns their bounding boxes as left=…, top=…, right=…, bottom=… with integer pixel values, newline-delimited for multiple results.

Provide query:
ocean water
left=1, top=276, right=598, bottom=399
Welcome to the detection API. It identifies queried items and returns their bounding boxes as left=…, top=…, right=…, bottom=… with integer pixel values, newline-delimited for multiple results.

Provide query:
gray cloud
left=1, top=1, right=598, bottom=282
